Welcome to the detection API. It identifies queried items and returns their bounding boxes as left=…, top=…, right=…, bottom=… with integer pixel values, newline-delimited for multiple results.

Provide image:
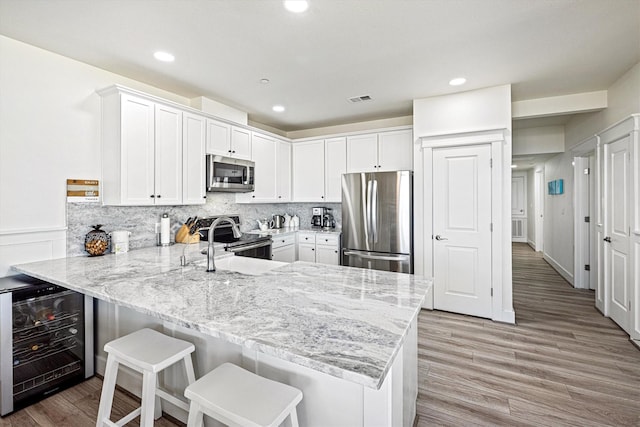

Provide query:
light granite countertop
left=12, top=244, right=430, bottom=389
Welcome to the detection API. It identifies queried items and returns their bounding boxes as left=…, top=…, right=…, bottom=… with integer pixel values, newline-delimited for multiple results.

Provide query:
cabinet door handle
left=228, top=149, right=232, bottom=153
left=156, top=195, right=161, bottom=198
left=150, top=195, right=155, bottom=198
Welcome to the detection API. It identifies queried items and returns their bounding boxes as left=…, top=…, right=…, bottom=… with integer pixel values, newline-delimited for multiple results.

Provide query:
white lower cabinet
left=297, top=231, right=341, bottom=265
left=271, top=233, right=296, bottom=262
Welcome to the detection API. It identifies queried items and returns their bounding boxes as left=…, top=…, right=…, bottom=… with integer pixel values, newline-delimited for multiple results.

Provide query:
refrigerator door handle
left=371, top=179, right=378, bottom=243
left=366, top=179, right=373, bottom=242
left=343, top=250, right=410, bottom=262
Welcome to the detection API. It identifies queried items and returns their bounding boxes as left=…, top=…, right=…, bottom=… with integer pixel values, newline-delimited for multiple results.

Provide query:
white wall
left=413, top=85, right=514, bottom=323
left=513, top=126, right=564, bottom=155
left=539, top=61, right=640, bottom=284
left=565, top=62, right=640, bottom=149
left=0, top=36, right=201, bottom=275
left=542, top=152, right=575, bottom=284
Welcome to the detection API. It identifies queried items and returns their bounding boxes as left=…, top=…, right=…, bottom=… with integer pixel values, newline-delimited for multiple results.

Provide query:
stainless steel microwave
left=206, top=155, right=255, bottom=192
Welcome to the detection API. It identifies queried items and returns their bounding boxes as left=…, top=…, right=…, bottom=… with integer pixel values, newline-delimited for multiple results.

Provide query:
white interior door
left=511, top=174, right=527, bottom=243
left=605, top=136, right=630, bottom=333
left=433, top=144, right=492, bottom=319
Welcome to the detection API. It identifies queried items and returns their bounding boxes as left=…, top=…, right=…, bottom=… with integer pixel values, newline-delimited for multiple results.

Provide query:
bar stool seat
left=96, top=328, right=196, bottom=427
left=184, top=362, right=303, bottom=427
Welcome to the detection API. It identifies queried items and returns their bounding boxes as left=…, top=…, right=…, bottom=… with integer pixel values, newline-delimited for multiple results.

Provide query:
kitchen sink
left=214, top=256, right=286, bottom=276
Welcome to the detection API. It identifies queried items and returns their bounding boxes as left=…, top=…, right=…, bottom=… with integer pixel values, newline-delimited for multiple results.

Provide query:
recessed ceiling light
left=154, top=51, right=175, bottom=62
left=284, top=0, right=309, bottom=13
left=449, top=77, right=466, bottom=86
left=260, top=78, right=270, bottom=84
left=272, top=105, right=285, bottom=112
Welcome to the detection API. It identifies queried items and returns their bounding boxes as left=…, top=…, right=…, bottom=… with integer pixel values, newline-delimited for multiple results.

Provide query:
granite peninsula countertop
left=12, top=244, right=430, bottom=389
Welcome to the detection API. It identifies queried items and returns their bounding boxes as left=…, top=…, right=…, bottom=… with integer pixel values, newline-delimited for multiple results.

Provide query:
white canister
left=110, top=230, right=131, bottom=254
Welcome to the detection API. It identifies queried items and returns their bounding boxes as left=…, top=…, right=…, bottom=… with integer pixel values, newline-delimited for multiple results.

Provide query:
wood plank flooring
left=416, top=243, right=640, bottom=426
left=2, top=243, right=638, bottom=426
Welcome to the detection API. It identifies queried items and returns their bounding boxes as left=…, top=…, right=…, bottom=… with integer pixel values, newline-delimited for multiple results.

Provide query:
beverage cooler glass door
left=0, top=284, right=93, bottom=416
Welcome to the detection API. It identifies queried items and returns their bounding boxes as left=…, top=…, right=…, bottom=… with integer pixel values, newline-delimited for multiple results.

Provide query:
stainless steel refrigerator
left=341, top=171, right=413, bottom=273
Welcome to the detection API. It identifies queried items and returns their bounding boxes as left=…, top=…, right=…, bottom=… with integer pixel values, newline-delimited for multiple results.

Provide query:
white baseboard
left=527, top=239, right=536, bottom=251
left=512, top=237, right=527, bottom=243
left=543, top=252, right=574, bottom=285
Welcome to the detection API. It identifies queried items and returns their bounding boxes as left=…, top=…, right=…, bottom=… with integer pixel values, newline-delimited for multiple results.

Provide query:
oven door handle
left=227, top=240, right=272, bottom=253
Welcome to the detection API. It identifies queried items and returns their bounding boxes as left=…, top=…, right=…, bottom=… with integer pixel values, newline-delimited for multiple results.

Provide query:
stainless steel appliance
left=272, top=214, right=285, bottom=229
left=0, top=275, right=94, bottom=416
left=312, top=207, right=335, bottom=229
left=197, top=215, right=272, bottom=260
left=206, top=155, right=255, bottom=192
left=341, top=171, right=413, bottom=273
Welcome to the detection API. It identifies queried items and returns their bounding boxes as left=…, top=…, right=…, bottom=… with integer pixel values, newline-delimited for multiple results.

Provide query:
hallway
left=415, top=243, right=640, bottom=426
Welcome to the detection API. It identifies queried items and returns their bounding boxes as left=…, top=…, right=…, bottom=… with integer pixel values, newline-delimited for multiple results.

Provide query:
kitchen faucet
left=198, top=217, right=242, bottom=272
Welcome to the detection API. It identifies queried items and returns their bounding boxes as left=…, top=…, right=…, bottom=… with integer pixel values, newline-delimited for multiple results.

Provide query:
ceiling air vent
left=348, top=95, right=373, bottom=103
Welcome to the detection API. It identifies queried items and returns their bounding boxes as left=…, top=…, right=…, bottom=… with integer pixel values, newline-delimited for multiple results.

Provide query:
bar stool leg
left=183, top=355, right=196, bottom=385
left=290, top=409, right=300, bottom=427
left=139, top=371, right=158, bottom=427
left=95, top=356, right=119, bottom=427
left=186, top=401, right=204, bottom=427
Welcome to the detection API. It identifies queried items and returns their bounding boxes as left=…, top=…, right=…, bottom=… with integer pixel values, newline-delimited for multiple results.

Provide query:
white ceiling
left=0, top=0, right=638, bottom=132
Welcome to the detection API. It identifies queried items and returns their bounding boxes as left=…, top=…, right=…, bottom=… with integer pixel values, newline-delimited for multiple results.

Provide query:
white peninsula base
left=96, top=302, right=418, bottom=427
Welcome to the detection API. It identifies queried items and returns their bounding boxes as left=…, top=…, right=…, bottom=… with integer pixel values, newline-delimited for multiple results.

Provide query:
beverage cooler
left=0, top=275, right=94, bottom=416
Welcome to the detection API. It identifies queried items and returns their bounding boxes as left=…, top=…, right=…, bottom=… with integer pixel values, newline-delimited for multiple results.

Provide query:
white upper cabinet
left=154, top=104, right=183, bottom=205
left=248, top=132, right=278, bottom=202
left=236, top=134, right=291, bottom=203
left=206, top=119, right=252, bottom=160
left=347, top=129, right=413, bottom=172
left=107, top=93, right=156, bottom=206
left=292, top=140, right=326, bottom=202
left=99, top=86, right=208, bottom=206
left=324, top=137, right=347, bottom=202
left=276, top=140, right=292, bottom=202
left=182, top=112, right=207, bottom=205
left=292, top=138, right=346, bottom=203
left=101, top=90, right=184, bottom=206
left=377, top=129, right=413, bottom=171
left=346, top=134, right=378, bottom=173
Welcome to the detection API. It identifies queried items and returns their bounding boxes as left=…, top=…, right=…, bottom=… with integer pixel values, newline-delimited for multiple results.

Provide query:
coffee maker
left=312, top=207, right=335, bottom=229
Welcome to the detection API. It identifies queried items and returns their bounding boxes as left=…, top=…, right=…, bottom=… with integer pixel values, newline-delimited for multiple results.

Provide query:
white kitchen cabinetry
left=324, top=137, right=347, bottom=202
left=237, top=134, right=291, bottom=203
left=100, top=89, right=186, bottom=206
left=276, top=140, right=292, bottom=201
left=271, top=233, right=296, bottom=263
left=206, top=119, right=252, bottom=160
left=182, top=112, right=207, bottom=205
left=315, top=233, right=341, bottom=265
left=297, top=232, right=341, bottom=265
left=292, top=138, right=346, bottom=202
left=347, top=129, right=413, bottom=173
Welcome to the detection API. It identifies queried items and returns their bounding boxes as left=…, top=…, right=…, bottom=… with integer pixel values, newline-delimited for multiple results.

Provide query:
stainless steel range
left=197, top=215, right=272, bottom=260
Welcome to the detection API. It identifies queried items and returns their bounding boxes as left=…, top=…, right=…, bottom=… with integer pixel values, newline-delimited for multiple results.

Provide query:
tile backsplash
left=67, top=193, right=341, bottom=256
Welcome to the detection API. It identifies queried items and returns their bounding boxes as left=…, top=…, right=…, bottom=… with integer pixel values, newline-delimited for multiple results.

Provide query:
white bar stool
left=96, top=328, right=196, bottom=427
left=184, top=362, right=303, bottom=427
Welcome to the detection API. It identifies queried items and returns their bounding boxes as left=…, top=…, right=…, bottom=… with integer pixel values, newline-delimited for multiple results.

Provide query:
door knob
left=603, top=236, right=612, bottom=243
left=435, top=235, right=448, bottom=241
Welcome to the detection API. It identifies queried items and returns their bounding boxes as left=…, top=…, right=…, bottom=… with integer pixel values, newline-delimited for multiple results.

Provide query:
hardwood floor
left=416, top=243, right=640, bottom=426
left=2, top=243, right=638, bottom=426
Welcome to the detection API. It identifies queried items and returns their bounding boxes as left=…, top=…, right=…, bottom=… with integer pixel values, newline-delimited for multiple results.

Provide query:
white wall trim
left=420, top=128, right=507, bottom=148
left=0, top=226, right=67, bottom=236
left=573, top=154, right=595, bottom=290
left=543, top=252, right=575, bottom=285
left=0, top=228, right=67, bottom=277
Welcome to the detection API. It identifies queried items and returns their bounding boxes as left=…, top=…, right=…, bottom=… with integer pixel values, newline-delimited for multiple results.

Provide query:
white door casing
left=604, top=135, right=631, bottom=333
left=511, top=173, right=527, bottom=243
left=433, top=144, right=493, bottom=319
left=534, top=169, right=545, bottom=252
